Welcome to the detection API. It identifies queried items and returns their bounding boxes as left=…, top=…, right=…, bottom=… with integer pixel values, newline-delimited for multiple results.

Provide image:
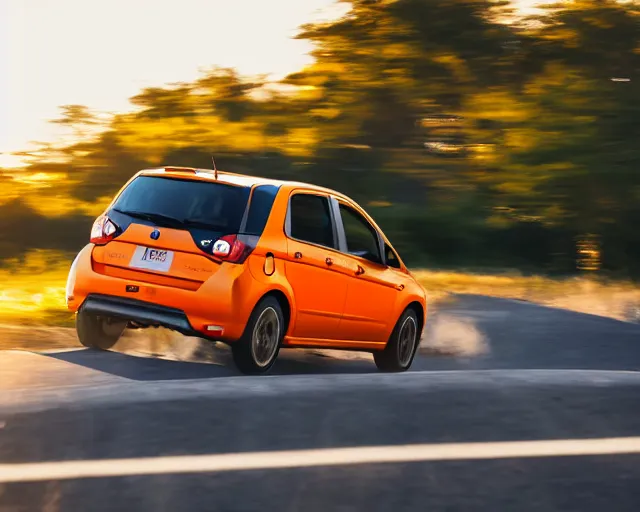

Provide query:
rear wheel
left=374, top=308, right=420, bottom=372
left=232, top=296, right=284, bottom=375
left=76, top=310, right=126, bottom=350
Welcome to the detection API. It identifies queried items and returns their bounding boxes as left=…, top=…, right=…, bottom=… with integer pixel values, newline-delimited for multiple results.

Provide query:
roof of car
left=138, top=166, right=344, bottom=197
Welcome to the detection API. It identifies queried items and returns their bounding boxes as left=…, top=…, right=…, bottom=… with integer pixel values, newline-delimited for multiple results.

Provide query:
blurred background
left=1, top=0, right=639, bottom=333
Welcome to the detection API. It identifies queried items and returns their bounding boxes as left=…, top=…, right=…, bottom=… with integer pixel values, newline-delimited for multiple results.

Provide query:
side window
left=244, top=185, right=279, bottom=236
left=385, top=244, right=402, bottom=269
left=338, top=203, right=382, bottom=264
left=289, top=194, right=336, bottom=249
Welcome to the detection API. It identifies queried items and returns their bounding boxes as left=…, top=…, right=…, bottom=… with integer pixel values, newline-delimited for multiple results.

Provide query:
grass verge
left=415, top=270, right=640, bottom=322
left=0, top=251, right=74, bottom=328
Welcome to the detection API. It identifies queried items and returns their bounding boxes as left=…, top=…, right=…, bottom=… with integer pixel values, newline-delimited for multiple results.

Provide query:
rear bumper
left=80, top=293, right=199, bottom=338
left=67, top=244, right=266, bottom=341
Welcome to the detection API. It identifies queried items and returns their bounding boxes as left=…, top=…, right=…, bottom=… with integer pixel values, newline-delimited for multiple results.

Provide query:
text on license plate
left=129, top=246, right=174, bottom=272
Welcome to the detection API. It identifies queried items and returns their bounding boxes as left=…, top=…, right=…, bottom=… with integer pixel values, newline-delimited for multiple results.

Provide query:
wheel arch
left=257, top=289, right=292, bottom=335
left=404, top=300, right=426, bottom=335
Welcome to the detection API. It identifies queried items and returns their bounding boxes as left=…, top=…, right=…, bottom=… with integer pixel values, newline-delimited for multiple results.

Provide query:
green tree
left=195, top=67, right=262, bottom=122
left=6, top=0, right=640, bottom=274
left=51, top=104, right=102, bottom=139
left=131, top=84, right=196, bottom=119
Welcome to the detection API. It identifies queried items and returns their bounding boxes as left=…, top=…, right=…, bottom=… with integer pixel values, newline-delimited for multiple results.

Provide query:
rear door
left=333, top=199, right=404, bottom=343
left=284, top=191, right=348, bottom=341
left=92, top=175, right=251, bottom=289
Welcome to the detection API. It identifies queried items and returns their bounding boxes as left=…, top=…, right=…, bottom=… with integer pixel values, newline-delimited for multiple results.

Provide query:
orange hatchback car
left=66, top=166, right=427, bottom=374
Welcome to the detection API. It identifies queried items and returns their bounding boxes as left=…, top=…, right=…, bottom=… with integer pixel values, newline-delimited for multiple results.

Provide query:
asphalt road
left=1, top=295, right=640, bottom=511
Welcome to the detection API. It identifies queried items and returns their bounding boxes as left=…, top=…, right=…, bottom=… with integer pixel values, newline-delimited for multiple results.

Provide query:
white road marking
left=2, top=437, right=640, bottom=483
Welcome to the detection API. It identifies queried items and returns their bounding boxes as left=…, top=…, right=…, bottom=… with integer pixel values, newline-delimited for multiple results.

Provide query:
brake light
left=90, top=215, right=119, bottom=245
left=212, top=234, right=256, bottom=264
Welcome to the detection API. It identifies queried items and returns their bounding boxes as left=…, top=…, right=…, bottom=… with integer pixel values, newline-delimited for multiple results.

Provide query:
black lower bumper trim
left=80, top=294, right=196, bottom=337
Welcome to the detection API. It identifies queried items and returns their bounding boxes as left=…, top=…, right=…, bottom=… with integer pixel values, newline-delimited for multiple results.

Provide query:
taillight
left=212, top=234, right=257, bottom=264
left=90, top=215, right=119, bottom=245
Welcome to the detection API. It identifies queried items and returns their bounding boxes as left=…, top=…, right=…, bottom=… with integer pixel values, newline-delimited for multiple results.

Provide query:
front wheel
left=232, top=296, right=284, bottom=375
left=76, top=310, right=126, bottom=350
left=374, top=309, right=420, bottom=372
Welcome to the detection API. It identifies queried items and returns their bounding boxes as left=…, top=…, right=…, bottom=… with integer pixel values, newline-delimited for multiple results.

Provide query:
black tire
left=232, top=296, right=284, bottom=375
left=76, top=310, right=126, bottom=350
left=374, top=308, right=420, bottom=372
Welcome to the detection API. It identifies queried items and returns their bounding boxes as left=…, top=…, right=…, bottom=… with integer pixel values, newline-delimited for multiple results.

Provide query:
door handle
left=294, top=252, right=302, bottom=259
left=396, top=284, right=405, bottom=291
left=355, top=265, right=365, bottom=276
left=325, top=257, right=333, bottom=266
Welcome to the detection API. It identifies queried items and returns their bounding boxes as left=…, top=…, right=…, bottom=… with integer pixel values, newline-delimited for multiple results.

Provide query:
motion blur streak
left=3, top=437, right=640, bottom=483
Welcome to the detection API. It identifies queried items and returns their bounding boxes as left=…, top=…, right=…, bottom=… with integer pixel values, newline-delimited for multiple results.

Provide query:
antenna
left=211, top=154, right=218, bottom=180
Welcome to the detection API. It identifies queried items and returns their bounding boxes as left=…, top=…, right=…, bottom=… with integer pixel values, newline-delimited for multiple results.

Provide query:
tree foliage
left=4, top=0, right=640, bottom=275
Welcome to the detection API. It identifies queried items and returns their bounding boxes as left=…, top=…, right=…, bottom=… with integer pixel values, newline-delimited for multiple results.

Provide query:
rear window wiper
left=180, top=219, right=228, bottom=231
left=112, top=208, right=184, bottom=228
left=112, top=208, right=231, bottom=231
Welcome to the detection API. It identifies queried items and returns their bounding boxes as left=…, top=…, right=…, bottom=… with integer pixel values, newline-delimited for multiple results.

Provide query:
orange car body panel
left=67, top=167, right=427, bottom=349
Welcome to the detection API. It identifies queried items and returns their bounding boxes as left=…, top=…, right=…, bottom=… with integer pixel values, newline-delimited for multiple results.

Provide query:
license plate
left=129, top=246, right=174, bottom=273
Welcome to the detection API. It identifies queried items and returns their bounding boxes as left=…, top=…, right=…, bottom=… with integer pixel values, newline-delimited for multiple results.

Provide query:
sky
left=1, top=0, right=548, bottom=168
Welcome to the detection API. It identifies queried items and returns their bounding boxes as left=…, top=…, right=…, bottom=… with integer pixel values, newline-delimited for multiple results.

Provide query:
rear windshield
left=112, top=176, right=251, bottom=232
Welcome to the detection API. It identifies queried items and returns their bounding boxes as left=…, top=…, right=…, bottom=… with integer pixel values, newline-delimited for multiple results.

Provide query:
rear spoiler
left=162, top=166, right=198, bottom=174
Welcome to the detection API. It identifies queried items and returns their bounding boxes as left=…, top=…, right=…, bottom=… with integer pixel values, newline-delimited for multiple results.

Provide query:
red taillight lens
left=212, top=234, right=257, bottom=264
left=90, top=215, right=118, bottom=245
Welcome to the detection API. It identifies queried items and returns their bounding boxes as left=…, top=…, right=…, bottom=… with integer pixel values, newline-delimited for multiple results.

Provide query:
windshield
left=111, top=176, right=251, bottom=232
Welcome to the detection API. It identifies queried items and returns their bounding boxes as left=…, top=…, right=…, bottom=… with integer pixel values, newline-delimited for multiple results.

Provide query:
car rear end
left=66, top=168, right=280, bottom=341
